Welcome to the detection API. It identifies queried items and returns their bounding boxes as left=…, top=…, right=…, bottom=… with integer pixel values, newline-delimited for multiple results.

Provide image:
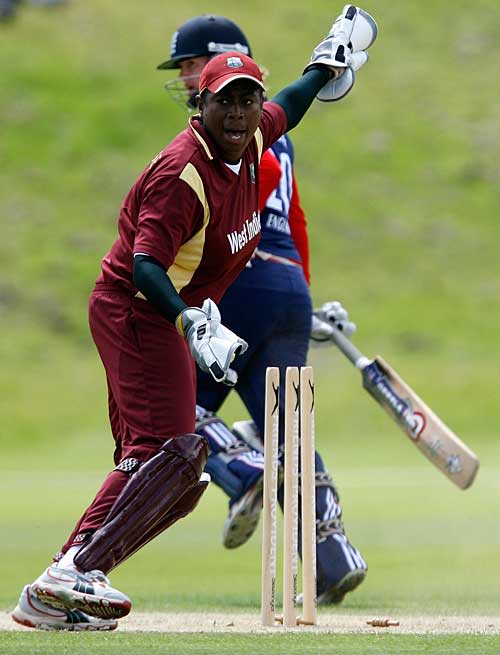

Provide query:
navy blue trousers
left=196, top=258, right=312, bottom=444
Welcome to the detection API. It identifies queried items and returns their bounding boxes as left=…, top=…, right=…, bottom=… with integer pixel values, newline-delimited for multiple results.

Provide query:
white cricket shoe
left=31, top=566, right=131, bottom=620
left=11, top=585, right=118, bottom=631
left=222, top=476, right=265, bottom=549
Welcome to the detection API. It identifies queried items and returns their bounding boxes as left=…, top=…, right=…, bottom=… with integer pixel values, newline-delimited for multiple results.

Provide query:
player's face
left=178, top=57, right=210, bottom=95
left=198, top=80, right=263, bottom=164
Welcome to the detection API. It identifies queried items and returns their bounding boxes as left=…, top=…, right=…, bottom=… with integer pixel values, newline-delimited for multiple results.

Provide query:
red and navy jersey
left=258, top=135, right=310, bottom=282
left=97, top=101, right=288, bottom=306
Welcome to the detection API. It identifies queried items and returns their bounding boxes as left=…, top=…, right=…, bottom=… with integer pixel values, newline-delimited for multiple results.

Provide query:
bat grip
left=329, top=326, right=370, bottom=369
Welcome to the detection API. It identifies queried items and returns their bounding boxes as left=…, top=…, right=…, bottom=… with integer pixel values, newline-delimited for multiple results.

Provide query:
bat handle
left=329, top=326, right=370, bottom=369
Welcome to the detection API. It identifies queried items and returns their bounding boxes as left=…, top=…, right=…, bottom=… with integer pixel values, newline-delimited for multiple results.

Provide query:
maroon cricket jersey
left=97, top=101, right=288, bottom=307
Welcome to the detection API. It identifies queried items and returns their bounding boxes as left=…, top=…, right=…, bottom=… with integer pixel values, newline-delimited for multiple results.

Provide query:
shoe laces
left=225, top=440, right=252, bottom=456
left=85, top=570, right=111, bottom=586
left=316, top=517, right=345, bottom=543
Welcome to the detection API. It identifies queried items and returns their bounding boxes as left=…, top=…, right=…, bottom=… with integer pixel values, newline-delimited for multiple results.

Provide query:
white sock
left=56, top=545, right=83, bottom=570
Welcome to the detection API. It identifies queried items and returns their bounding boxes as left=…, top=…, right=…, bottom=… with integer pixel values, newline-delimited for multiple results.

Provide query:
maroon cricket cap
left=199, top=51, right=266, bottom=94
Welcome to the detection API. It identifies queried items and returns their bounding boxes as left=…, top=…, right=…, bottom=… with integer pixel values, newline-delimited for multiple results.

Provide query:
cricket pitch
left=1, top=611, right=499, bottom=634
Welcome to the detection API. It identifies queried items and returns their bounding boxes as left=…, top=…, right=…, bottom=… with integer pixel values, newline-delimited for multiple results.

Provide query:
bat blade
left=362, top=356, right=479, bottom=489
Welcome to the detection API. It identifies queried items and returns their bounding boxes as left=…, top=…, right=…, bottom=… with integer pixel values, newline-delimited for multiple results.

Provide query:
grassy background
left=1, top=0, right=499, bottom=652
left=2, top=632, right=500, bottom=655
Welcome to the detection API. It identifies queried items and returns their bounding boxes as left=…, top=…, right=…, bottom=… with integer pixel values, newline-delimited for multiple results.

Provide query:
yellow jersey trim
left=255, top=128, right=264, bottom=163
left=167, top=163, right=210, bottom=293
left=175, top=313, right=185, bottom=336
left=189, top=119, right=214, bottom=160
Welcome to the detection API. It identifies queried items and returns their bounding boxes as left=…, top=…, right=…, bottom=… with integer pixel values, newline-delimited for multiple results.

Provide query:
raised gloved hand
left=305, top=5, right=378, bottom=102
left=315, top=49, right=370, bottom=102
left=310, top=300, right=356, bottom=346
left=176, top=299, right=248, bottom=386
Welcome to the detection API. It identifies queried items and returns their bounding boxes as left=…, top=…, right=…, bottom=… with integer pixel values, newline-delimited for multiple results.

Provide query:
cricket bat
left=329, top=326, right=479, bottom=489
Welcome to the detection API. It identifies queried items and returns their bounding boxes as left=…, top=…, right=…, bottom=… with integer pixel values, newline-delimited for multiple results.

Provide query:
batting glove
left=176, top=299, right=248, bottom=386
left=311, top=300, right=356, bottom=346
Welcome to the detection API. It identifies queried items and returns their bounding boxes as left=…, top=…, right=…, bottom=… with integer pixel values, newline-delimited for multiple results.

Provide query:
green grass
left=1, top=0, right=500, bottom=652
left=1, top=633, right=499, bottom=655
left=3, top=447, right=500, bottom=612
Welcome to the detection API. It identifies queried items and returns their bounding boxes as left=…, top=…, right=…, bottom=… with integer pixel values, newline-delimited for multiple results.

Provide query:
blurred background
left=1, top=0, right=499, bottom=615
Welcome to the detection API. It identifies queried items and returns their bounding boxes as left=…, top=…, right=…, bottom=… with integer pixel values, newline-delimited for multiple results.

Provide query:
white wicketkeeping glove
left=310, top=300, right=356, bottom=346
left=176, top=299, right=248, bottom=386
left=305, top=5, right=378, bottom=102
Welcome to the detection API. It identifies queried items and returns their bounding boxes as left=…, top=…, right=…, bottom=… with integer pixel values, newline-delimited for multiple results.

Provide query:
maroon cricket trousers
left=60, top=284, right=196, bottom=553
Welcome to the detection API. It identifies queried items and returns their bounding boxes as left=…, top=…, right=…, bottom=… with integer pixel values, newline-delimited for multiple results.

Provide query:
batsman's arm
left=288, top=175, right=311, bottom=284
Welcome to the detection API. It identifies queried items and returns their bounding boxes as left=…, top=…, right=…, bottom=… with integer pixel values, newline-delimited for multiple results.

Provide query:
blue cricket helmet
left=157, top=15, right=252, bottom=70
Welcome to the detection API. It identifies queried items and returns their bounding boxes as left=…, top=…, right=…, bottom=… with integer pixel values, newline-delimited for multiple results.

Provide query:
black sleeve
left=271, top=66, right=332, bottom=131
left=133, top=254, right=188, bottom=324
